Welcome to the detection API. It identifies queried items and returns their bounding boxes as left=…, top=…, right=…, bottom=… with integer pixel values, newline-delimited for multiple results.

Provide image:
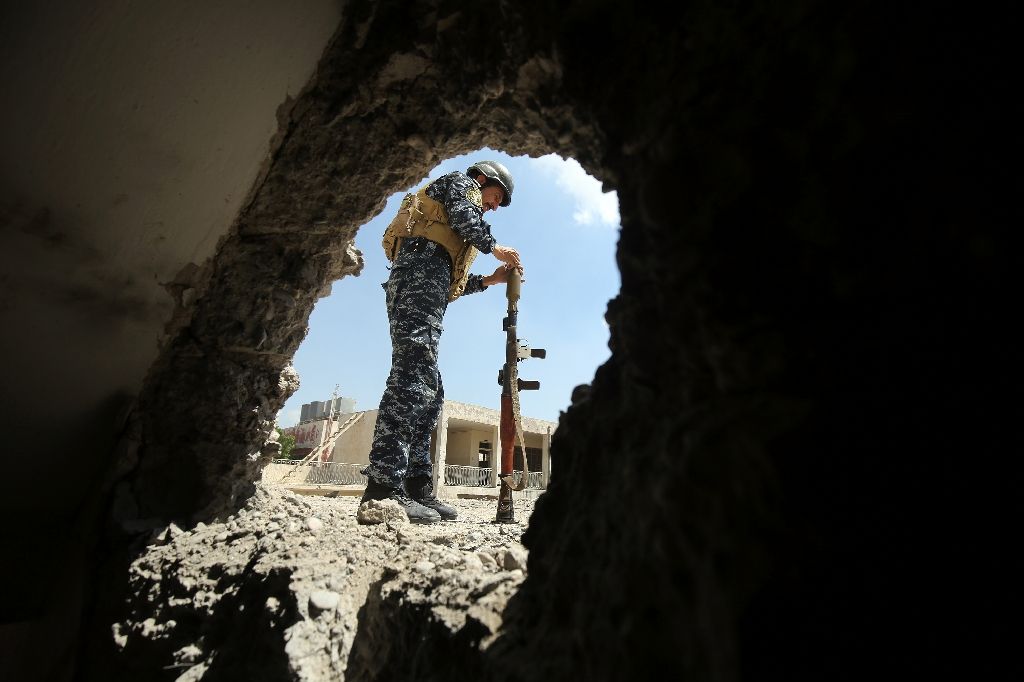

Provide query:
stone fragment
left=462, top=552, right=484, bottom=570
left=356, top=499, right=408, bottom=526
left=503, top=546, right=527, bottom=571
left=309, top=590, right=340, bottom=612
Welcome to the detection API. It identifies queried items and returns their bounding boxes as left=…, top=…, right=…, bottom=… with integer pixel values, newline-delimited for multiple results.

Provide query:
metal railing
left=519, top=470, right=545, bottom=489
left=503, top=470, right=545, bottom=489
left=442, top=466, right=546, bottom=489
left=304, top=462, right=368, bottom=486
left=444, top=465, right=493, bottom=487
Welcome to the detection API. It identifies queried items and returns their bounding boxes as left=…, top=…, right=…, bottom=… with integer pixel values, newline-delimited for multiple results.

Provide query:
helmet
left=466, top=159, right=514, bottom=207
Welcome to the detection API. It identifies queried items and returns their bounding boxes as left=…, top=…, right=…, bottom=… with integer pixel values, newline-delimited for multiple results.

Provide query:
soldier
left=360, top=160, right=522, bottom=523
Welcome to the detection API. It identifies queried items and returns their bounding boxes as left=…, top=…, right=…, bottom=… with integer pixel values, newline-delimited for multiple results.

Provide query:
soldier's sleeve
left=460, top=274, right=487, bottom=297
left=428, top=173, right=497, bottom=253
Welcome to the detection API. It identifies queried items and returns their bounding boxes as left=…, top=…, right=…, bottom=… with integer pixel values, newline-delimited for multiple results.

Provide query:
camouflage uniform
left=363, top=171, right=498, bottom=489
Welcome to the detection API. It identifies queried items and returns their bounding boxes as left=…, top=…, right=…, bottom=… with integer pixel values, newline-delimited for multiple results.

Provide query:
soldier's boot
left=361, top=479, right=441, bottom=524
left=404, top=475, right=458, bottom=521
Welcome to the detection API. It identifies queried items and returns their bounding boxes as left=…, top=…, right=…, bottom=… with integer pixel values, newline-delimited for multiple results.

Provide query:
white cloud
left=530, top=154, right=620, bottom=227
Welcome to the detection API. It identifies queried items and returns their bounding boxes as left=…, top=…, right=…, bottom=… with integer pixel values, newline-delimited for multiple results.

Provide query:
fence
left=519, top=470, right=545, bottom=489
left=444, top=465, right=493, bottom=487
left=443, top=465, right=545, bottom=489
left=304, top=462, right=368, bottom=486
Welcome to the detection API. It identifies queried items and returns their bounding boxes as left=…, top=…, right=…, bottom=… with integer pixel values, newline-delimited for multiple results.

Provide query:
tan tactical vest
left=381, top=187, right=479, bottom=301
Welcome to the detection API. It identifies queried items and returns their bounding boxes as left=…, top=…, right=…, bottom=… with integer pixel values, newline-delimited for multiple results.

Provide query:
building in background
left=298, top=396, right=356, bottom=424
left=269, top=399, right=557, bottom=501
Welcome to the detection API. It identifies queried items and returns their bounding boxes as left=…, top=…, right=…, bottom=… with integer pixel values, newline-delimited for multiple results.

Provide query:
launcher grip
left=506, top=269, right=521, bottom=305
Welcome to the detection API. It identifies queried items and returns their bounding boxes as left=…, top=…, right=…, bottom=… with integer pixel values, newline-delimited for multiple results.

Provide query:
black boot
left=361, top=478, right=441, bottom=524
left=404, top=475, right=457, bottom=521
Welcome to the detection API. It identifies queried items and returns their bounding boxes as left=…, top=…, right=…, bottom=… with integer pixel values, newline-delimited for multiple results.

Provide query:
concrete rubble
left=113, top=484, right=532, bottom=680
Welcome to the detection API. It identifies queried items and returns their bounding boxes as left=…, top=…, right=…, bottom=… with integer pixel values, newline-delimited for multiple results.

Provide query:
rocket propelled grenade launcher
left=495, top=270, right=545, bottom=524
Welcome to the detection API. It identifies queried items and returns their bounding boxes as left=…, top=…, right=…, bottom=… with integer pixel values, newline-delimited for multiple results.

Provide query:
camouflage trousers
left=363, top=240, right=451, bottom=489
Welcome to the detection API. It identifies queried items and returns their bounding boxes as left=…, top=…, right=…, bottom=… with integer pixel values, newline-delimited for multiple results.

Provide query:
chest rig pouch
left=382, top=187, right=478, bottom=301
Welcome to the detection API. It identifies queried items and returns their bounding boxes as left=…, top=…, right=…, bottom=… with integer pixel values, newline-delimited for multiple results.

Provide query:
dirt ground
left=113, top=482, right=534, bottom=680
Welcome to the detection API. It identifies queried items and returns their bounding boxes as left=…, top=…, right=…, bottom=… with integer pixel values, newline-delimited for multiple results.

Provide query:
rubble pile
left=113, top=484, right=532, bottom=680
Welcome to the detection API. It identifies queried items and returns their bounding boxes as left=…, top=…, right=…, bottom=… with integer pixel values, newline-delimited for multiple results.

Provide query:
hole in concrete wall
left=105, top=145, right=623, bottom=677
left=99, top=4, right=637, bottom=673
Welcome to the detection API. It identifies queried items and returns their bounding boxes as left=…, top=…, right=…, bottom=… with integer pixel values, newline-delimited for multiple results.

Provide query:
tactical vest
left=381, top=187, right=479, bottom=301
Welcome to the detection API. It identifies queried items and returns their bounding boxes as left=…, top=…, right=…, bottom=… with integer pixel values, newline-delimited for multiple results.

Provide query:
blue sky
left=276, top=148, right=621, bottom=426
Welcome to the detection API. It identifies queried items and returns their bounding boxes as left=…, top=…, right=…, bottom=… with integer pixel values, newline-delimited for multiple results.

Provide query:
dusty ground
left=113, top=483, right=534, bottom=680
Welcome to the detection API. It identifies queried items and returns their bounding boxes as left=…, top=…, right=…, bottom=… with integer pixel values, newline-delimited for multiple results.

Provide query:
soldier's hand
left=483, top=263, right=521, bottom=287
left=492, top=244, right=522, bottom=271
